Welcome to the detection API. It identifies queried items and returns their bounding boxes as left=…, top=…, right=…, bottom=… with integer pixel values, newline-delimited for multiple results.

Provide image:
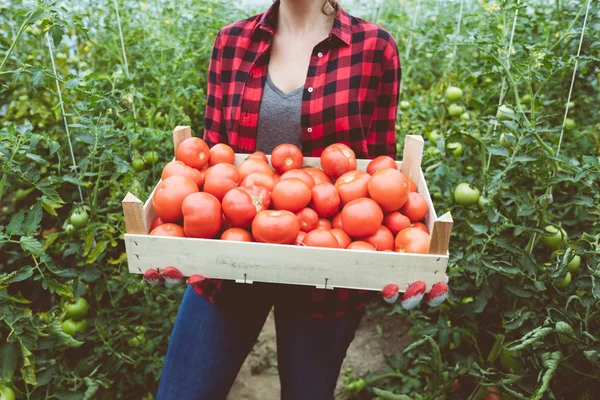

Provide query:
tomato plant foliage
left=1, top=0, right=599, bottom=399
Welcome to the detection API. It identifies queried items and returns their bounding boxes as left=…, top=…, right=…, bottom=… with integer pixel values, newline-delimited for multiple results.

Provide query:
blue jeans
left=156, top=283, right=365, bottom=400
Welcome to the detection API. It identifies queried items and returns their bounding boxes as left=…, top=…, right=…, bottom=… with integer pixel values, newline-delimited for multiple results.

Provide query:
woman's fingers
left=186, top=274, right=206, bottom=287
left=143, top=269, right=164, bottom=286
left=382, top=280, right=448, bottom=309
left=424, top=281, right=449, bottom=307
left=400, top=281, right=426, bottom=310
left=381, top=284, right=399, bottom=304
left=142, top=267, right=185, bottom=288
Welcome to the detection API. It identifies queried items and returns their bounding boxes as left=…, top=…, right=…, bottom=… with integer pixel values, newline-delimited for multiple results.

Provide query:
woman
left=155, top=1, right=445, bottom=398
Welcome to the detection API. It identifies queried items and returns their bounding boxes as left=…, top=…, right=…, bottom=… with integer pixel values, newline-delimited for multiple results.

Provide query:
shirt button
left=307, top=87, right=313, bottom=93
left=317, top=52, right=323, bottom=57
left=307, top=127, right=313, bottom=133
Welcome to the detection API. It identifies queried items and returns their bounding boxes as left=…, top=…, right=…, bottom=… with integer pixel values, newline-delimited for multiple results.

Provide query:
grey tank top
left=255, top=73, right=303, bottom=154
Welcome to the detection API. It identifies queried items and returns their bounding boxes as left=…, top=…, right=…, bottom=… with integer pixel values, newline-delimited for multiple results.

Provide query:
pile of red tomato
left=149, top=138, right=432, bottom=254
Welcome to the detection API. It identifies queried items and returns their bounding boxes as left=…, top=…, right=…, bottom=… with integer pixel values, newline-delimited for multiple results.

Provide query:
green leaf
left=487, top=146, right=510, bottom=157
left=23, top=204, right=43, bottom=235
left=65, top=77, right=80, bottom=89
left=20, top=236, right=44, bottom=256
left=6, top=266, right=34, bottom=283
left=44, top=278, right=72, bottom=297
left=86, top=240, right=108, bottom=264
left=25, top=152, right=49, bottom=164
left=0, top=343, right=18, bottom=381
left=31, top=68, right=45, bottom=88
left=19, top=340, right=37, bottom=385
left=6, top=210, right=25, bottom=236
left=62, top=175, right=90, bottom=187
left=83, top=377, right=100, bottom=400
left=81, top=266, right=102, bottom=282
left=49, top=24, right=64, bottom=47
left=48, top=322, right=84, bottom=348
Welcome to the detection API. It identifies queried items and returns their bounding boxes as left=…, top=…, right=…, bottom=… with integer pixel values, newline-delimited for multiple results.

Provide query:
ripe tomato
left=332, top=212, right=343, bottom=229
left=182, top=192, right=222, bottom=238
left=395, top=227, right=431, bottom=254
left=150, top=216, right=165, bottom=231
left=273, top=173, right=281, bottom=182
left=303, top=167, right=332, bottom=185
left=252, top=210, right=299, bottom=244
left=383, top=212, right=411, bottom=235
left=176, top=137, right=210, bottom=169
left=400, top=192, right=429, bottom=222
left=150, top=223, right=185, bottom=237
left=320, top=143, right=357, bottom=179
left=221, top=227, right=254, bottom=242
left=347, top=241, right=375, bottom=251
left=296, top=230, right=307, bottom=245
left=303, top=229, right=339, bottom=248
left=368, top=168, right=410, bottom=212
left=247, top=151, right=268, bottom=163
left=311, top=183, right=341, bottom=218
left=280, top=169, right=315, bottom=188
left=238, top=158, right=274, bottom=181
left=412, top=221, right=429, bottom=234
left=241, top=172, right=276, bottom=191
left=209, top=143, right=235, bottom=166
left=367, top=155, right=397, bottom=175
left=296, top=207, right=319, bottom=232
left=162, top=160, right=204, bottom=188
left=203, top=163, right=239, bottom=201
left=335, top=170, right=370, bottom=205
left=317, top=218, right=332, bottom=230
left=271, top=178, right=312, bottom=212
left=271, top=144, right=303, bottom=174
left=221, top=213, right=233, bottom=233
left=153, top=176, right=198, bottom=222
left=330, top=228, right=351, bottom=248
left=222, top=186, right=270, bottom=227
left=341, top=198, right=383, bottom=237
left=362, top=225, right=394, bottom=251
left=408, top=178, right=417, bottom=192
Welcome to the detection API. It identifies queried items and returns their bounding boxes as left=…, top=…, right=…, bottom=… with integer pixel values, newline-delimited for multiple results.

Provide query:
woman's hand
left=143, top=267, right=205, bottom=288
left=381, top=278, right=449, bottom=309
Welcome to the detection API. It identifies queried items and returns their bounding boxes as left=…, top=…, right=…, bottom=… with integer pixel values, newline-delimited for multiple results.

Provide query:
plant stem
left=0, top=12, right=32, bottom=72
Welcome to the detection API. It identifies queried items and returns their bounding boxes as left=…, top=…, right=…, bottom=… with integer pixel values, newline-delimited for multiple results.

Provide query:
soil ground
left=228, top=306, right=412, bottom=400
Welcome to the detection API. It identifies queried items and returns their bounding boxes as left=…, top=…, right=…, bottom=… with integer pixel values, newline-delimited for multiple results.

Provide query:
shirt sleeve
left=366, top=41, right=400, bottom=159
left=203, top=31, right=228, bottom=146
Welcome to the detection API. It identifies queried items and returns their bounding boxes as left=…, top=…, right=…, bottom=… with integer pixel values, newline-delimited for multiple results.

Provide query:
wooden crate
left=122, top=126, right=453, bottom=293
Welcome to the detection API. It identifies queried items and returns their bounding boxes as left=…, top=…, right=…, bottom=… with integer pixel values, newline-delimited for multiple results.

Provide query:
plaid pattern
left=197, top=1, right=400, bottom=318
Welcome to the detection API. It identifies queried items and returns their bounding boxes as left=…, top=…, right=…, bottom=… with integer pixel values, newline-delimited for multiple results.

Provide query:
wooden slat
left=429, top=212, right=453, bottom=255
left=125, top=234, right=448, bottom=291
left=400, top=135, right=424, bottom=184
left=173, top=126, right=192, bottom=157
left=417, top=168, right=438, bottom=234
left=122, top=193, right=147, bottom=234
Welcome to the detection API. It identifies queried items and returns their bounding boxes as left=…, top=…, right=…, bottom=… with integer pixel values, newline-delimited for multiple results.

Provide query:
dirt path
left=228, top=307, right=412, bottom=399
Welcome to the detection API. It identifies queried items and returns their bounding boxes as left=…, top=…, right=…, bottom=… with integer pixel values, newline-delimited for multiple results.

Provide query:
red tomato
left=150, top=223, right=185, bottom=237
left=221, top=227, right=254, bottom=242
left=182, top=192, right=222, bottom=238
left=347, top=241, right=375, bottom=251
left=271, top=178, right=312, bottom=212
left=412, top=221, right=429, bottom=234
left=332, top=212, right=343, bottom=229
left=252, top=210, right=299, bottom=244
left=341, top=198, right=383, bottom=237
left=330, top=228, right=351, bottom=249
left=409, top=178, right=417, bottom=192
left=271, top=144, right=303, bottom=174
left=203, top=163, right=239, bottom=201
left=311, top=183, right=341, bottom=218
left=222, top=186, right=270, bottom=227
left=296, top=207, right=319, bottom=232
left=153, top=176, right=198, bottom=222
left=368, top=168, right=410, bottom=212
left=320, top=143, right=357, bottom=179
left=303, top=167, right=332, bottom=185
left=296, top=230, right=307, bottom=246
left=273, top=173, right=281, bottom=183
left=362, top=225, right=394, bottom=251
left=209, top=143, right=235, bottom=166
left=303, top=229, right=339, bottom=248
left=335, top=170, right=371, bottom=205
left=176, top=137, right=210, bottom=169
left=241, top=172, right=276, bottom=191
left=221, top=213, right=233, bottom=233
left=484, top=387, right=502, bottom=400
left=383, top=212, right=411, bottom=235
left=395, top=227, right=431, bottom=254
left=150, top=216, right=165, bottom=231
left=317, top=218, right=333, bottom=230
left=400, top=192, right=429, bottom=222
left=280, top=169, right=315, bottom=188
left=238, top=159, right=274, bottom=181
left=367, top=155, right=397, bottom=175
left=162, top=160, right=204, bottom=188
left=247, top=151, right=268, bottom=163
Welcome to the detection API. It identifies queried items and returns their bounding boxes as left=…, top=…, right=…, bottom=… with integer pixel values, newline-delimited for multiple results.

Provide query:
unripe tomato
left=555, top=271, right=572, bottom=288
left=143, top=151, right=159, bottom=165
left=445, top=86, right=463, bottom=102
left=446, top=142, right=463, bottom=156
left=132, top=158, right=146, bottom=172
left=564, top=118, right=576, bottom=130
left=567, top=254, right=581, bottom=273
left=65, top=297, right=89, bottom=320
left=541, top=225, right=567, bottom=249
left=496, top=105, right=515, bottom=121
left=453, top=183, right=480, bottom=206
left=399, top=100, right=410, bottom=110
left=0, top=383, right=15, bottom=400
left=447, top=104, right=464, bottom=117
left=70, top=209, right=89, bottom=229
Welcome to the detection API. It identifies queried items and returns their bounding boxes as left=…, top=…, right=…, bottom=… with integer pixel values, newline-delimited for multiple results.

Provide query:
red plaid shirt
left=197, top=1, right=401, bottom=318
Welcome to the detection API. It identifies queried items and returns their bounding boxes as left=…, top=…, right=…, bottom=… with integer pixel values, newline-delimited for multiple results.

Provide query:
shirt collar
left=254, top=0, right=352, bottom=46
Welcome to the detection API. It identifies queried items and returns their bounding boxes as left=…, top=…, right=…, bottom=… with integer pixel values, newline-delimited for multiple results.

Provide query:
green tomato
left=74, top=319, right=88, bottom=333
left=70, top=210, right=89, bottom=229
left=567, top=255, right=581, bottom=273
left=132, top=158, right=146, bottom=172
left=64, top=224, right=75, bottom=234
left=445, top=86, right=463, bottom=102
left=499, top=346, right=523, bottom=373
left=134, top=325, right=147, bottom=334
left=478, top=196, right=491, bottom=208
left=446, top=142, right=463, bottom=156
left=541, top=225, right=567, bottom=249
left=65, top=297, right=89, bottom=320
left=499, top=133, right=513, bottom=149
left=143, top=151, right=159, bottom=165
left=15, top=188, right=30, bottom=202
left=428, top=130, right=442, bottom=142
left=564, top=118, right=576, bottom=130
left=556, top=271, right=572, bottom=288
left=566, top=101, right=575, bottom=109
left=460, top=112, right=470, bottom=121
left=448, top=104, right=464, bottom=117
left=521, top=94, right=532, bottom=103
left=61, top=319, right=79, bottom=337
left=399, top=100, right=410, bottom=110
left=496, top=105, right=515, bottom=121
left=454, top=183, right=480, bottom=206
left=128, top=333, right=146, bottom=348
left=0, top=384, right=15, bottom=400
